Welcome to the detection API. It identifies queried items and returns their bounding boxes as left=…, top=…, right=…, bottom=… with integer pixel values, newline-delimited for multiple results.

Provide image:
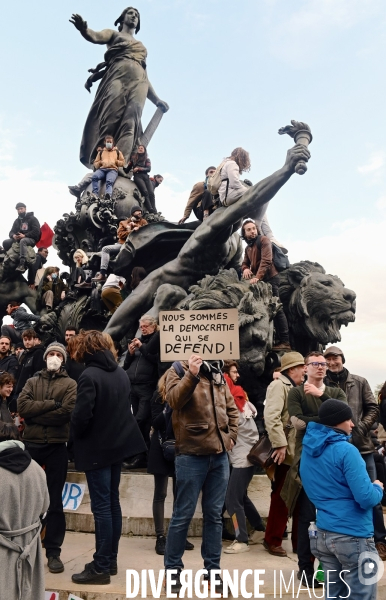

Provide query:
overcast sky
left=1, top=0, right=385, bottom=389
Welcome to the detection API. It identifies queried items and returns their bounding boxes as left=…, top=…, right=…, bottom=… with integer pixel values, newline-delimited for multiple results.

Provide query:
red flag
left=36, top=222, right=54, bottom=249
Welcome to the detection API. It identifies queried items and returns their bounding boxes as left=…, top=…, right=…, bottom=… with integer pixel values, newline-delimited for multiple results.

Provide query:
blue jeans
left=85, top=463, right=122, bottom=573
left=165, top=453, right=229, bottom=573
left=100, top=243, right=121, bottom=271
left=362, top=452, right=386, bottom=544
left=311, top=529, right=378, bottom=600
left=92, top=168, right=118, bottom=196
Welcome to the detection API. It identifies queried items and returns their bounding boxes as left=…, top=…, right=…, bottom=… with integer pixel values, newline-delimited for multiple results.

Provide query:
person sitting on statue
left=91, top=135, right=125, bottom=200
left=3, top=203, right=41, bottom=273
left=1, top=301, right=41, bottom=345
left=150, top=174, right=164, bottom=191
left=241, top=219, right=291, bottom=351
left=101, top=275, right=127, bottom=314
left=28, top=247, right=48, bottom=289
left=125, top=145, right=157, bottom=214
left=69, top=249, right=89, bottom=289
left=178, top=166, right=217, bottom=223
left=92, top=208, right=147, bottom=283
left=41, top=267, right=68, bottom=312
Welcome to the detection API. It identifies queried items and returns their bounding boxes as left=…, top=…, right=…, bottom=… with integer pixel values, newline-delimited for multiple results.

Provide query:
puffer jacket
left=17, top=368, right=77, bottom=444
left=300, top=422, right=382, bottom=538
left=264, top=373, right=296, bottom=466
left=11, top=306, right=40, bottom=332
left=9, top=212, right=41, bottom=243
left=166, top=362, right=238, bottom=455
left=325, top=370, right=378, bottom=454
left=124, top=331, right=159, bottom=384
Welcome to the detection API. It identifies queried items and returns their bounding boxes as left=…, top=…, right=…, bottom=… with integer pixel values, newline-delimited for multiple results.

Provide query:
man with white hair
left=17, top=342, right=77, bottom=575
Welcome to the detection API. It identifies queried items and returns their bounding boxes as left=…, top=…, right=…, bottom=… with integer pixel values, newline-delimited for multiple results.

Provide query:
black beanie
left=318, top=399, right=353, bottom=427
left=15, top=202, right=26, bottom=209
left=131, top=205, right=142, bottom=216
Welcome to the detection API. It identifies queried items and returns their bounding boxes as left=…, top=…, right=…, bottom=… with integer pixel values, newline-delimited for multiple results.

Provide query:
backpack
left=256, top=235, right=290, bottom=272
left=207, top=160, right=229, bottom=198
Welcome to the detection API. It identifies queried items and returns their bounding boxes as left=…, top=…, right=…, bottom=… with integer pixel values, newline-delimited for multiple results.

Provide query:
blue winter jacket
left=300, top=422, right=382, bottom=538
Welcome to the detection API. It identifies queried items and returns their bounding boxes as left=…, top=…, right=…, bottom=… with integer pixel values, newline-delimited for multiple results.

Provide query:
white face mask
left=46, top=355, right=63, bottom=372
left=105, top=142, right=113, bottom=149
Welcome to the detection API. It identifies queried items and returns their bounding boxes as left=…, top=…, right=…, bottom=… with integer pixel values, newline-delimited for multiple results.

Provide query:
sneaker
left=47, top=555, right=64, bottom=573
left=248, top=529, right=265, bottom=545
left=85, top=560, right=117, bottom=576
left=74, top=281, right=93, bottom=288
left=185, top=539, right=194, bottom=551
left=223, top=540, right=250, bottom=554
left=68, top=185, right=82, bottom=198
left=72, top=563, right=110, bottom=585
left=15, top=261, right=26, bottom=273
left=155, top=535, right=166, bottom=555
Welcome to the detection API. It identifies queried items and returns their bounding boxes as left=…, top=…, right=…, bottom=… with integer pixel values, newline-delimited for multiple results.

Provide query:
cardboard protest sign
left=62, top=482, right=86, bottom=511
left=68, top=595, right=83, bottom=600
left=160, top=309, right=239, bottom=361
left=45, top=593, right=59, bottom=600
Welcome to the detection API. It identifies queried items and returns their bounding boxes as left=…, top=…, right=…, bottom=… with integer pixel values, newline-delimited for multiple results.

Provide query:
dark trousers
left=134, top=173, right=156, bottom=213
left=86, top=463, right=122, bottom=573
left=269, top=275, right=290, bottom=344
left=26, top=442, right=68, bottom=557
left=130, top=382, right=156, bottom=446
left=225, top=466, right=264, bottom=543
left=0, top=325, right=22, bottom=344
left=153, top=474, right=176, bottom=537
left=265, top=463, right=299, bottom=549
left=362, top=452, right=386, bottom=543
left=295, top=488, right=316, bottom=573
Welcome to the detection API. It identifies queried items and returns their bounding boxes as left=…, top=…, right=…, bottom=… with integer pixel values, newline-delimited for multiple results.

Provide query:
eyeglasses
left=307, top=362, right=327, bottom=368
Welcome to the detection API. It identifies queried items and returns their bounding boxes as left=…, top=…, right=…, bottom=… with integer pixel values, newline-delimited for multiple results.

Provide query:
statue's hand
left=157, top=100, right=169, bottom=113
left=70, top=14, right=88, bottom=32
left=285, top=143, right=311, bottom=173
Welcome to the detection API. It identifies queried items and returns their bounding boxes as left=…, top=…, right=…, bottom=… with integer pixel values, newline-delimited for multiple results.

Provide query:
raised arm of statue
left=147, top=81, right=169, bottom=113
left=210, top=143, right=311, bottom=234
left=69, top=14, right=115, bottom=45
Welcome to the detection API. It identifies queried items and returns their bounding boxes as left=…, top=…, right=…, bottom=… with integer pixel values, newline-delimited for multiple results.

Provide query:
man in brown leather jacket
left=324, top=345, right=386, bottom=560
left=163, top=354, right=238, bottom=594
left=241, top=219, right=290, bottom=350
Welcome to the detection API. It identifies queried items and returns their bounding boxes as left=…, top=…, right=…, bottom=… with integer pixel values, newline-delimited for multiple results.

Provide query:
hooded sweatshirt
left=0, top=440, right=31, bottom=474
left=300, top=422, right=382, bottom=538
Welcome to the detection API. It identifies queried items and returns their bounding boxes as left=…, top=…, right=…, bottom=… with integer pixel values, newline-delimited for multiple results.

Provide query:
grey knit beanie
left=43, top=342, right=67, bottom=363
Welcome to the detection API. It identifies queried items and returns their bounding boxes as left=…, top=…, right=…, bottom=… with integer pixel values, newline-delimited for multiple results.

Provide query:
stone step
left=64, top=471, right=271, bottom=537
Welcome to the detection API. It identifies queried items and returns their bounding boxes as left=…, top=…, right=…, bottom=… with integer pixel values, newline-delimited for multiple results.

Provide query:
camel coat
left=264, top=373, right=296, bottom=466
left=0, top=441, right=49, bottom=600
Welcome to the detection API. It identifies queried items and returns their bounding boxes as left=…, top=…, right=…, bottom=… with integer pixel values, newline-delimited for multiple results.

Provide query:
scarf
left=224, top=373, right=247, bottom=412
left=327, top=367, right=349, bottom=388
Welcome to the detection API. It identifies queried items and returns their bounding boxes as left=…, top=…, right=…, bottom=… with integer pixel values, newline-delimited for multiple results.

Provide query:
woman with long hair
left=127, top=145, right=157, bottom=214
left=222, top=360, right=265, bottom=554
left=70, top=330, right=146, bottom=585
left=218, top=147, right=251, bottom=207
left=130, top=266, right=147, bottom=290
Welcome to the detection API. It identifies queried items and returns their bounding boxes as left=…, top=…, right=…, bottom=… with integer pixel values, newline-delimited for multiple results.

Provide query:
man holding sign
left=163, top=354, right=238, bottom=595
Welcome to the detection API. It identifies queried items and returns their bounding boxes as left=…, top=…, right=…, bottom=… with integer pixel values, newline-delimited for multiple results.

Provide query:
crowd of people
left=1, top=149, right=385, bottom=599
left=0, top=307, right=385, bottom=598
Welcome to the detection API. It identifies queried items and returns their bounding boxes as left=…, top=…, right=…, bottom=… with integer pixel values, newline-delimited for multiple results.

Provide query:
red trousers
left=264, top=463, right=298, bottom=551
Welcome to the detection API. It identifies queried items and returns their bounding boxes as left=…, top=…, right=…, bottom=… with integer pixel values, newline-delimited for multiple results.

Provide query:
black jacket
left=65, top=358, right=85, bottom=382
left=9, top=212, right=41, bottom=243
left=147, top=392, right=174, bottom=477
left=0, top=354, right=19, bottom=378
left=71, top=350, right=147, bottom=471
left=124, top=331, right=160, bottom=384
left=15, top=345, right=45, bottom=397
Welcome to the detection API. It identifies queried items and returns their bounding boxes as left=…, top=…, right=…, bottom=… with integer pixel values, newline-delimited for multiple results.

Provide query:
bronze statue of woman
left=70, top=7, right=169, bottom=169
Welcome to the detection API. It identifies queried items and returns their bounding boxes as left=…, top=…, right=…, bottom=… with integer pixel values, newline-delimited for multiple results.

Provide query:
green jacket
left=17, top=368, right=77, bottom=444
left=280, top=384, right=347, bottom=515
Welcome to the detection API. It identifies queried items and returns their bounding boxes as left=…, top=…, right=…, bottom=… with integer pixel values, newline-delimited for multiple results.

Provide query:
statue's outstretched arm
left=211, top=143, right=311, bottom=233
left=69, top=14, right=115, bottom=45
